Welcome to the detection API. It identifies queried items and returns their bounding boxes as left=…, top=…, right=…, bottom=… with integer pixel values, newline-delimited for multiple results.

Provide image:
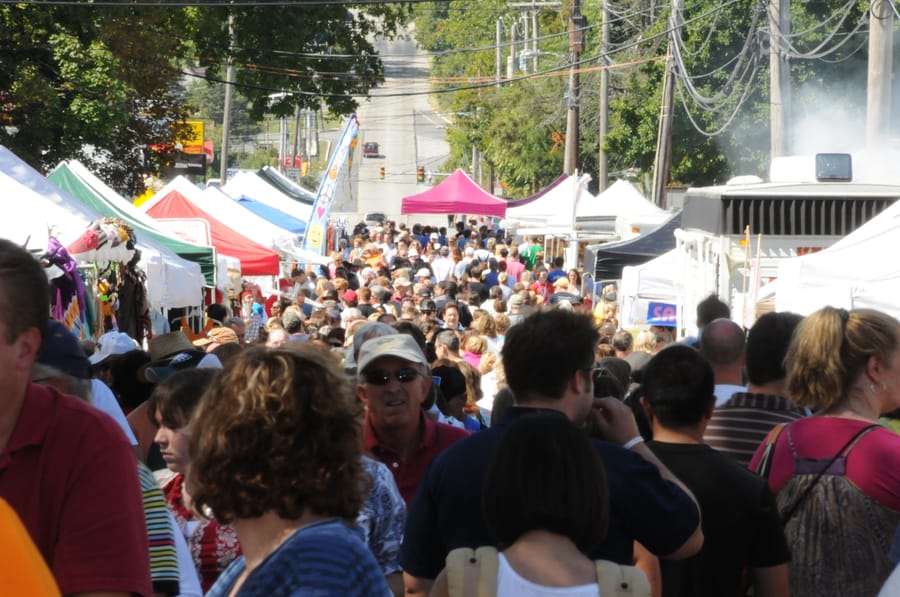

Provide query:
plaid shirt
left=243, top=313, right=263, bottom=343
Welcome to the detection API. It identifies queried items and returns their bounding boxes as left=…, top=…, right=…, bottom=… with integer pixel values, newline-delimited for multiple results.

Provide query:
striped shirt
left=207, top=518, right=389, bottom=596
left=704, top=392, right=807, bottom=469
left=138, top=462, right=179, bottom=596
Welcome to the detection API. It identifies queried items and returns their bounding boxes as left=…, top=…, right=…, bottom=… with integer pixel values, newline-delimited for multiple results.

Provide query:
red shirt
left=163, top=473, right=241, bottom=593
left=363, top=412, right=470, bottom=507
left=0, top=383, right=152, bottom=596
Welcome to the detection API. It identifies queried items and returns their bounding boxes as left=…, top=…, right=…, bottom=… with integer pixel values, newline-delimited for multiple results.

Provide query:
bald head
left=699, top=318, right=745, bottom=366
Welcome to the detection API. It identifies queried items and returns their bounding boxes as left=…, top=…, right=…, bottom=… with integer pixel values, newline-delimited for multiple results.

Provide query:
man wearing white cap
left=89, top=330, right=140, bottom=385
left=356, top=334, right=469, bottom=507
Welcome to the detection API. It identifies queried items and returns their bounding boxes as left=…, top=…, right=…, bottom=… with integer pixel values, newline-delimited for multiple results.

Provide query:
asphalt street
left=332, top=28, right=451, bottom=229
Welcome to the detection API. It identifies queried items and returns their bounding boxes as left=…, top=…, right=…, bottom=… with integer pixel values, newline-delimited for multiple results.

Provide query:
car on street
left=363, top=141, right=379, bottom=158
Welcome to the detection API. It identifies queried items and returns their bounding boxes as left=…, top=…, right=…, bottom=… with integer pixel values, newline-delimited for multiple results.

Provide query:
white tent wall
left=0, top=149, right=203, bottom=311
left=223, top=171, right=313, bottom=224
left=776, top=198, right=900, bottom=319
left=619, top=249, right=681, bottom=328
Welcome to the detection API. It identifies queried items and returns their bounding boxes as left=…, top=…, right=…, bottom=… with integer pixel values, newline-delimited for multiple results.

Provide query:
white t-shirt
left=90, top=378, right=138, bottom=446
left=497, top=553, right=599, bottom=597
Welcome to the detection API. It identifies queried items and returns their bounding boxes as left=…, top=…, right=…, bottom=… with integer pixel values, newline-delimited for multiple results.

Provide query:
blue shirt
left=207, top=518, right=391, bottom=596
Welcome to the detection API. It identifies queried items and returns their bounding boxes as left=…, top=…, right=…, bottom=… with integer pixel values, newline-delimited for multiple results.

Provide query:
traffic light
left=417, top=165, right=425, bottom=183
left=379, top=165, right=385, bottom=180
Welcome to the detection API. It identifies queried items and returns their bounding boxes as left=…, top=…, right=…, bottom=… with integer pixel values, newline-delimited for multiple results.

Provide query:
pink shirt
left=750, top=417, right=900, bottom=510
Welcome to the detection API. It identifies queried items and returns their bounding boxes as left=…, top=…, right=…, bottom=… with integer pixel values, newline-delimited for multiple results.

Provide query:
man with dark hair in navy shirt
left=400, top=310, right=703, bottom=596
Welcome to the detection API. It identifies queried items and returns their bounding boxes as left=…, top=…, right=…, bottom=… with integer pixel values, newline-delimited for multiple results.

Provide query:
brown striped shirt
left=704, top=392, right=807, bottom=469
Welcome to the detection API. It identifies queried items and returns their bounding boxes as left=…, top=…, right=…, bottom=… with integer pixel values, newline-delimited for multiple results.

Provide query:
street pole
left=769, top=0, right=790, bottom=158
left=597, top=0, right=610, bottom=192
left=219, top=12, right=236, bottom=182
left=532, top=11, right=539, bottom=73
left=867, top=0, right=893, bottom=150
left=563, top=0, right=585, bottom=176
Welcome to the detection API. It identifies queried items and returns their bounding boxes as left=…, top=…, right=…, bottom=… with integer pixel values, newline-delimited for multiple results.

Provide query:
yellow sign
left=307, top=223, right=324, bottom=249
left=176, top=121, right=205, bottom=154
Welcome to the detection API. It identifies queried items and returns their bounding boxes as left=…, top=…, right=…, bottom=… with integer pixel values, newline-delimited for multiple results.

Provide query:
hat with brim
left=192, top=326, right=239, bottom=347
left=139, top=332, right=201, bottom=382
left=89, top=331, right=140, bottom=365
left=142, top=351, right=223, bottom=383
left=357, top=334, right=427, bottom=373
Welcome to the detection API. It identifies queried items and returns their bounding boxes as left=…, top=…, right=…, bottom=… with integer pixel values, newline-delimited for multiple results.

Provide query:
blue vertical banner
left=302, top=114, right=359, bottom=253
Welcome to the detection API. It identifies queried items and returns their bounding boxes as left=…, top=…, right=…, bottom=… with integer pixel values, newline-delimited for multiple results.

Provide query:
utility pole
left=652, top=0, right=682, bottom=208
left=219, top=13, right=236, bottom=182
left=769, top=0, right=790, bottom=158
left=496, top=18, right=503, bottom=87
left=564, top=0, right=586, bottom=176
left=597, top=0, right=610, bottom=192
left=867, top=0, right=893, bottom=150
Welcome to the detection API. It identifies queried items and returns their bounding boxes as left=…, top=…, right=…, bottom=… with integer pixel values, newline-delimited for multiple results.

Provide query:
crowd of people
left=3, top=215, right=900, bottom=596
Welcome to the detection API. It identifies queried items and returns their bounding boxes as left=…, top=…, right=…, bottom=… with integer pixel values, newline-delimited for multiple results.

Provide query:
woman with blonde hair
left=191, top=346, right=390, bottom=596
left=750, top=306, right=900, bottom=596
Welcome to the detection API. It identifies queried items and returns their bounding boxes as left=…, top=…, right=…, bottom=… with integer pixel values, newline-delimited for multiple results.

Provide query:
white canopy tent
left=223, top=171, right=313, bottom=224
left=776, top=198, right=900, bottom=319
left=506, top=174, right=593, bottom=229
left=0, top=148, right=204, bottom=310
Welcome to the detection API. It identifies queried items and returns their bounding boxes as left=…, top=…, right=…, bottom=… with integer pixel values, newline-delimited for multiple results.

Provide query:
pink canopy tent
left=401, top=169, right=507, bottom=217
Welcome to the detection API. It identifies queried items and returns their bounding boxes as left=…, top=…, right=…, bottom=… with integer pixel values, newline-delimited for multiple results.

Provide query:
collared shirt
left=363, top=411, right=469, bottom=507
left=704, top=391, right=807, bottom=468
left=0, top=383, right=152, bottom=597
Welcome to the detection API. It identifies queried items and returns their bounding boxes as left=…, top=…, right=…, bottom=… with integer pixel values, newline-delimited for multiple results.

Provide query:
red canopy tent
left=141, top=180, right=280, bottom=276
left=401, top=169, right=507, bottom=217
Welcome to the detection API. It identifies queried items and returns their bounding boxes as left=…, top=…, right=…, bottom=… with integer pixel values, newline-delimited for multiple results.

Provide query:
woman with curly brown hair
left=191, top=345, right=389, bottom=596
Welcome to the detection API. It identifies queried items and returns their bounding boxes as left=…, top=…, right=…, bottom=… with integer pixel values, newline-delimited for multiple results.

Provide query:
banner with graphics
left=302, top=114, right=359, bottom=253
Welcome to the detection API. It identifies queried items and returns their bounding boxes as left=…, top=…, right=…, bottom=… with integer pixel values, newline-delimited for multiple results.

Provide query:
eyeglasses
left=364, top=367, right=420, bottom=386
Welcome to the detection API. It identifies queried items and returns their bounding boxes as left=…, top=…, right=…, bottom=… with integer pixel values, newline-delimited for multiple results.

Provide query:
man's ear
left=356, top=383, right=370, bottom=406
left=639, top=396, right=654, bottom=426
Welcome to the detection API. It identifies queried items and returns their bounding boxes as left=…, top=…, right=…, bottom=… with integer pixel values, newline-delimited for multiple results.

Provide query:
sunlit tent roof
left=141, top=177, right=280, bottom=276
left=257, top=165, right=316, bottom=205
left=49, top=161, right=216, bottom=287
left=402, top=169, right=507, bottom=217
left=223, top=171, right=313, bottom=223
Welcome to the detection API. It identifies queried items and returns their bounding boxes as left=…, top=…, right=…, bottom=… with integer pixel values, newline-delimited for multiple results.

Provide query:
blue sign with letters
left=647, top=302, right=677, bottom=326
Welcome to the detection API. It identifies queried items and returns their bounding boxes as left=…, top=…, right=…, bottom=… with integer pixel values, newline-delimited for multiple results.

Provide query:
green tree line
left=415, top=0, right=874, bottom=197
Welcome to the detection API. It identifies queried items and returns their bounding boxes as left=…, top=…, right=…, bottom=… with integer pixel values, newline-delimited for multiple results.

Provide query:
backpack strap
left=445, top=546, right=499, bottom=597
left=595, top=559, right=651, bottom=596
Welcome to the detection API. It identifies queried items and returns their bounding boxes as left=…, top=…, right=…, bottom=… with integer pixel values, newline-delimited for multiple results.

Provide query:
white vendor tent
left=223, top=171, right=313, bottom=224
left=619, top=249, right=682, bottom=327
left=506, top=174, right=593, bottom=229
left=576, top=179, right=668, bottom=220
left=776, top=198, right=900, bottom=319
left=0, top=147, right=203, bottom=310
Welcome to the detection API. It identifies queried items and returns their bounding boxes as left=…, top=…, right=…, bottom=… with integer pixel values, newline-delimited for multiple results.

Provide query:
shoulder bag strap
left=753, top=423, right=788, bottom=479
left=595, top=559, right=651, bottom=596
left=780, top=423, right=880, bottom=524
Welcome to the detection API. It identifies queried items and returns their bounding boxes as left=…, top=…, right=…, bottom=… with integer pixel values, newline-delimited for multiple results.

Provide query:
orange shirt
left=0, top=498, right=60, bottom=596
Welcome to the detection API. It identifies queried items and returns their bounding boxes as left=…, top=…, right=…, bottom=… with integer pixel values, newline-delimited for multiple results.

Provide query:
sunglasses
left=364, top=367, right=420, bottom=386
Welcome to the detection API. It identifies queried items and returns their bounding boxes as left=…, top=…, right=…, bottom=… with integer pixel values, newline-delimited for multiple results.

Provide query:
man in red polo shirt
left=356, top=334, right=469, bottom=506
left=0, top=239, right=151, bottom=597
